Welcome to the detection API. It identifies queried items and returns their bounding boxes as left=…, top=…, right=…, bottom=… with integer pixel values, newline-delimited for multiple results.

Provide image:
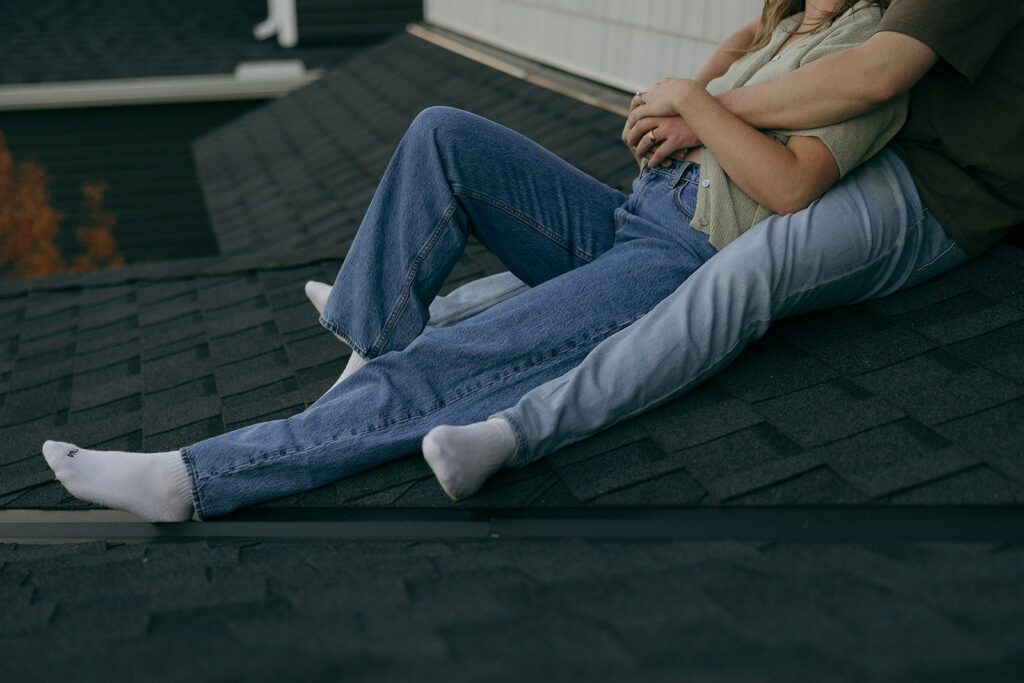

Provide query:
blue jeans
left=491, top=147, right=969, bottom=463
left=181, top=107, right=717, bottom=518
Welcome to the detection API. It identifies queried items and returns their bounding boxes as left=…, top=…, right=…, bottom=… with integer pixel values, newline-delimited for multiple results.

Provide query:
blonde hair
left=747, top=0, right=890, bottom=53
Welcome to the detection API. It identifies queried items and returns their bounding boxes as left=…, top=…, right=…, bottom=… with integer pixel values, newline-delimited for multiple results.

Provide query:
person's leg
left=424, top=149, right=969, bottom=497
left=494, top=148, right=967, bottom=466
left=178, top=163, right=713, bottom=518
left=41, top=161, right=708, bottom=520
left=319, top=106, right=625, bottom=365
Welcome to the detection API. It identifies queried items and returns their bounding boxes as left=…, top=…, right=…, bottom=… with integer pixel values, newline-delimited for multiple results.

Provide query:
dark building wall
left=297, top=0, right=423, bottom=44
left=0, top=101, right=264, bottom=264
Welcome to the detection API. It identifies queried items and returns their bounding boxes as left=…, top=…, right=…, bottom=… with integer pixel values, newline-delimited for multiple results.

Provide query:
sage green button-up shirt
left=693, top=2, right=908, bottom=250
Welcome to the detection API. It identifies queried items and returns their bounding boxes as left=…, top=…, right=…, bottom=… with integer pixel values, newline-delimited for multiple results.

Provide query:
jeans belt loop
left=668, top=160, right=690, bottom=189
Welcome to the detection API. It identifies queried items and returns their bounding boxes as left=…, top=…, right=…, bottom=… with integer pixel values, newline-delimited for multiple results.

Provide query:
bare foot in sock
left=42, top=441, right=194, bottom=522
left=304, top=280, right=332, bottom=315
left=306, top=280, right=348, bottom=347
left=324, top=352, right=367, bottom=394
left=422, top=418, right=517, bottom=501
left=304, top=280, right=369, bottom=393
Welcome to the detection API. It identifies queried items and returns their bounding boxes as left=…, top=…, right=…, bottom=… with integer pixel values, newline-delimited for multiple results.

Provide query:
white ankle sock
left=42, top=441, right=194, bottom=522
left=422, top=418, right=517, bottom=501
left=306, top=279, right=368, bottom=395
left=304, top=280, right=332, bottom=315
left=325, top=352, right=368, bottom=394
left=306, top=280, right=351, bottom=346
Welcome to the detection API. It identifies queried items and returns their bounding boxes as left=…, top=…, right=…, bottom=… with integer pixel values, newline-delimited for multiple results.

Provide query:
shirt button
left=771, top=55, right=780, bottom=62
left=700, top=179, right=711, bottom=188
left=700, top=217, right=709, bottom=226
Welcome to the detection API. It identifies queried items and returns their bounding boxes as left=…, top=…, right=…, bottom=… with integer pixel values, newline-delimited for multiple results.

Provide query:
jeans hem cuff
left=179, top=446, right=206, bottom=521
left=319, top=314, right=371, bottom=360
left=493, top=410, right=529, bottom=468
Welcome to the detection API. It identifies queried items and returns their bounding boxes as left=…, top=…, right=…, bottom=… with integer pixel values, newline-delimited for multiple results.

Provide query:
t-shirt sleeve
left=877, top=0, right=1024, bottom=84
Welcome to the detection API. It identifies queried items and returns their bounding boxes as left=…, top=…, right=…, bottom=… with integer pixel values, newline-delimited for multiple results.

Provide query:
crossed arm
left=624, top=24, right=938, bottom=213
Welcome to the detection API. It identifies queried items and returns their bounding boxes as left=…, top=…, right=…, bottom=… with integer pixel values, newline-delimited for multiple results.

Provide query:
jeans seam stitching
left=673, top=178, right=698, bottom=219
left=501, top=413, right=528, bottom=466
left=319, top=315, right=370, bottom=359
left=179, top=445, right=207, bottom=520
left=368, top=198, right=462, bottom=357
left=915, top=240, right=958, bottom=272
left=199, top=328, right=632, bottom=480
left=454, top=184, right=598, bottom=264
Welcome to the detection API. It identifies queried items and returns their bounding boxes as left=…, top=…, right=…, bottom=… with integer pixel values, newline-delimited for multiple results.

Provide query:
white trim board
left=0, top=61, right=323, bottom=111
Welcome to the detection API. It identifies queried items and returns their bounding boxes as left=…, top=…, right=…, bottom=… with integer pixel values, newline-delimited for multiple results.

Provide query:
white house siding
left=424, top=0, right=763, bottom=92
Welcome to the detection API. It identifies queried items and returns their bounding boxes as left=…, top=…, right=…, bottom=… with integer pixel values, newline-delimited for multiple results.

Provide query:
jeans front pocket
left=673, top=178, right=699, bottom=220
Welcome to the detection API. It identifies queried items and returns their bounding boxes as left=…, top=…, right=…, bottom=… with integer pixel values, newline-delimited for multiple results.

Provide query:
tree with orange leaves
left=70, top=181, right=125, bottom=273
left=0, top=129, right=65, bottom=279
left=0, top=129, right=123, bottom=279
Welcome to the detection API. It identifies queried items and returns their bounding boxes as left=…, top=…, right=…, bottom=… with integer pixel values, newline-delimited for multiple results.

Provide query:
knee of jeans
left=409, top=106, right=469, bottom=142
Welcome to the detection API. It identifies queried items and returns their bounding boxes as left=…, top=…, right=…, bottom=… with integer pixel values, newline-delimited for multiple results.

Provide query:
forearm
left=717, top=32, right=937, bottom=130
left=675, top=82, right=836, bottom=215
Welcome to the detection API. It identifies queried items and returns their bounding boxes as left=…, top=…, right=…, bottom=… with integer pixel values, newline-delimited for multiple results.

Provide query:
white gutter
left=0, top=60, right=322, bottom=111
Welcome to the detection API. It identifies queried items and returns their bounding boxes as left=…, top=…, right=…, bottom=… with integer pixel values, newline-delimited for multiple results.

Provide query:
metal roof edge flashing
left=0, top=60, right=323, bottom=111
left=4, top=507, right=1024, bottom=544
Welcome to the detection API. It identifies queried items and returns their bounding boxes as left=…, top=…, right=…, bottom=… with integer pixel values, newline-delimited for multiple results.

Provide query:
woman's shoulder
left=827, top=1, right=886, bottom=37
left=799, top=1, right=886, bottom=60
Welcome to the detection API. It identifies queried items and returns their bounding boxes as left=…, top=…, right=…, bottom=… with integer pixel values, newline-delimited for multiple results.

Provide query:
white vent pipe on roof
left=254, top=0, right=298, bottom=48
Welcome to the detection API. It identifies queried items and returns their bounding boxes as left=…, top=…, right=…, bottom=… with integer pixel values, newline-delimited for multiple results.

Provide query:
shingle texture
left=1, top=539, right=1022, bottom=682
left=191, top=33, right=639, bottom=256
left=2, top=21, right=1024, bottom=682
left=2, top=32, right=1023, bottom=512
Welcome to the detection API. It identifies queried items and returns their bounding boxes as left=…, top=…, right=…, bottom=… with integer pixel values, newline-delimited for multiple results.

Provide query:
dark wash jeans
left=180, top=107, right=717, bottom=518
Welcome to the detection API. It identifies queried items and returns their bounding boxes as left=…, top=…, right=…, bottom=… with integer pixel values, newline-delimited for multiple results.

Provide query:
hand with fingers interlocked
left=623, top=84, right=703, bottom=168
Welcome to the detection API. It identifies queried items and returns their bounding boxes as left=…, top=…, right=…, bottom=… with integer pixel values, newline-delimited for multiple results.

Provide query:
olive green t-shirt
left=878, top=0, right=1024, bottom=256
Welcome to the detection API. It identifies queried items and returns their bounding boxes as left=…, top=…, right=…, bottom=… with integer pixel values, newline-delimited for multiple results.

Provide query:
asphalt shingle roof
left=2, top=538, right=1021, bottom=682
left=1, top=32, right=1022, bottom=512
left=1, top=25, right=1023, bottom=682
left=191, top=34, right=638, bottom=257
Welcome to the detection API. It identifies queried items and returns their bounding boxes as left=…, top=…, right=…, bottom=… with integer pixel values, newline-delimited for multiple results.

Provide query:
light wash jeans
left=491, top=147, right=969, bottom=463
left=181, top=107, right=717, bottom=518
